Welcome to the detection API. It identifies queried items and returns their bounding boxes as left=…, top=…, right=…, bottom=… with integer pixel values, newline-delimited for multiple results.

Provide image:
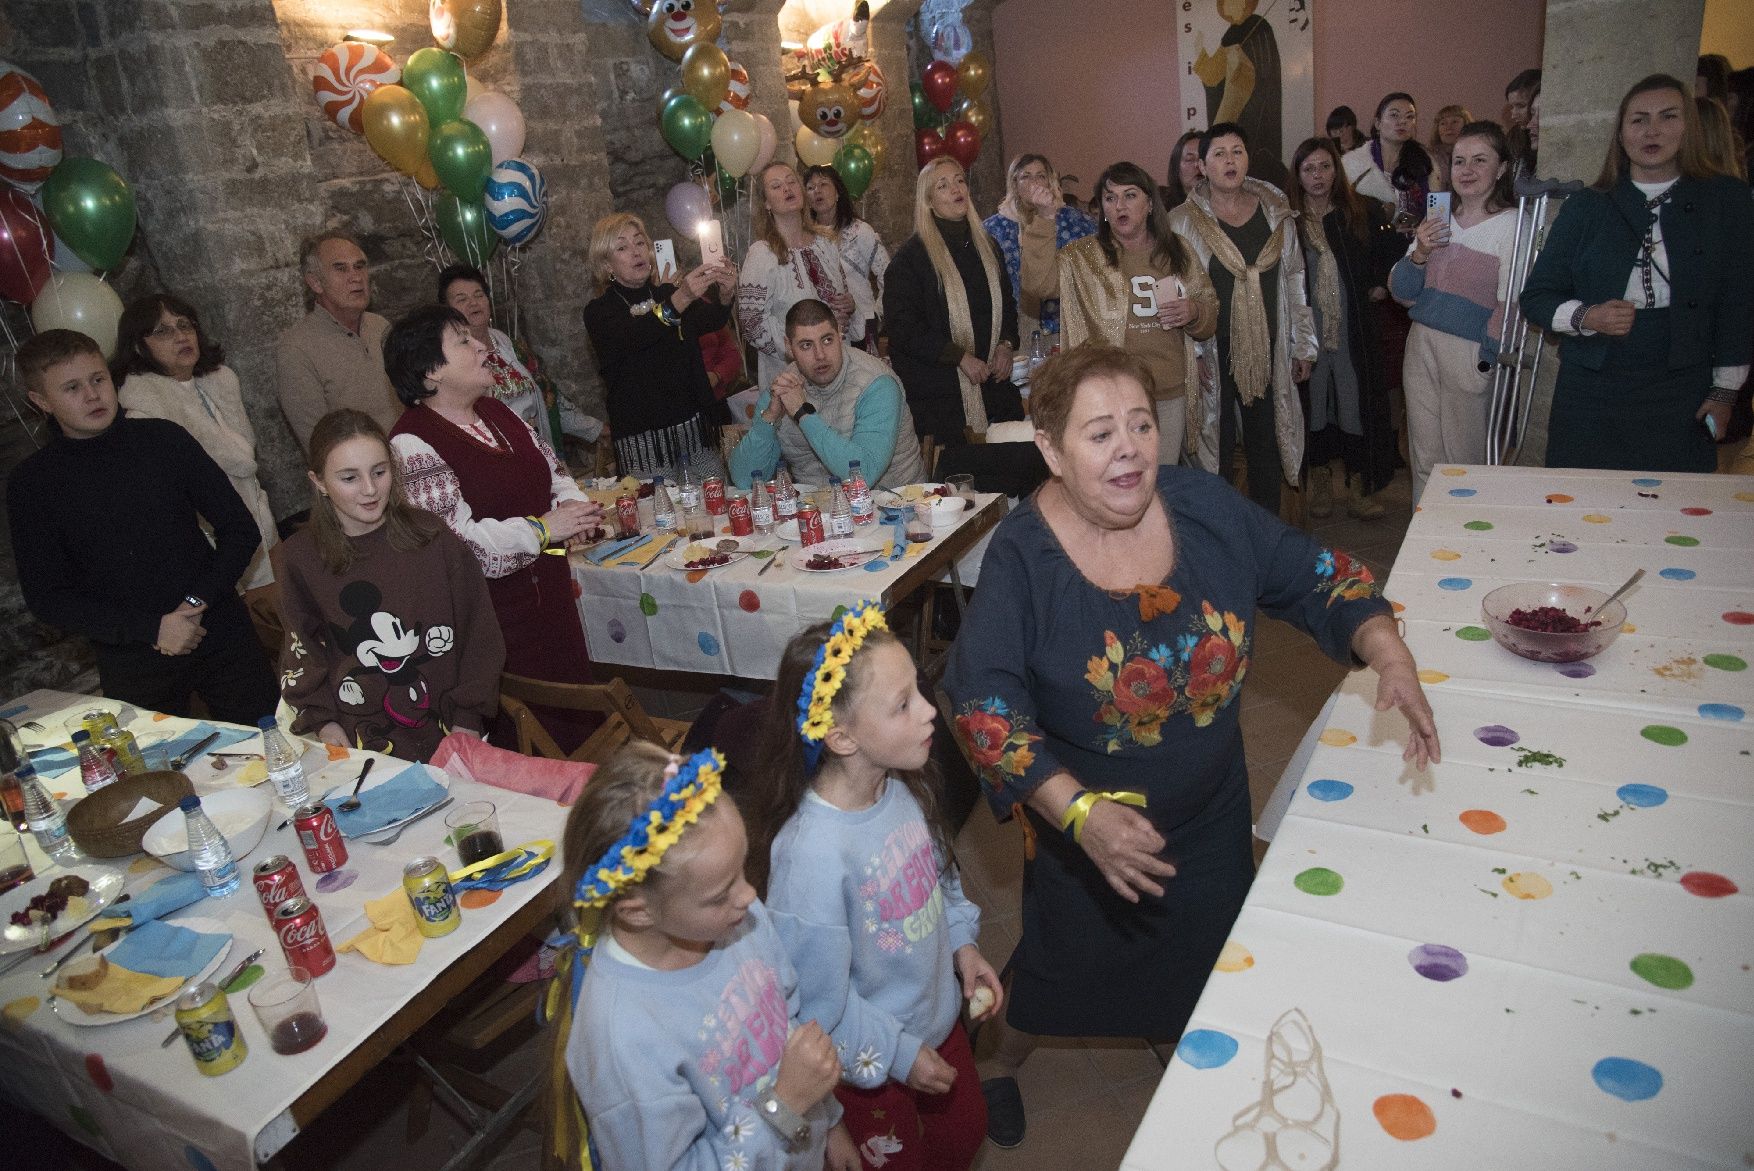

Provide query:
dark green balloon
left=435, top=193, right=498, bottom=265
left=660, top=93, right=713, bottom=161
left=717, top=165, right=739, bottom=208
left=833, top=143, right=873, bottom=199
left=911, top=84, right=934, bottom=130
left=404, top=47, right=467, bottom=126
left=42, top=157, right=136, bottom=272
left=429, top=119, right=493, bottom=201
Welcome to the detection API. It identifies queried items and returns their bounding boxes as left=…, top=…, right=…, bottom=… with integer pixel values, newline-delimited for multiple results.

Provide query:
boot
left=1307, top=464, right=1333, bottom=519
left=1347, top=473, right=1386, bottom=519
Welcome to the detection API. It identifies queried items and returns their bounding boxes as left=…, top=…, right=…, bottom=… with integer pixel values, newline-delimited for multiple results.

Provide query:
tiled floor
left=35, top=469, right=1416, bottom=1171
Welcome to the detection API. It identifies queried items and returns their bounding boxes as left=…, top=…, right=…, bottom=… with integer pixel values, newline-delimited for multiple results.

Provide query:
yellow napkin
left=55, top=963, right=185, bottom=1016
left=338, top=888, right=424, bottom=965
left=608, top=537, right=674, bottom=570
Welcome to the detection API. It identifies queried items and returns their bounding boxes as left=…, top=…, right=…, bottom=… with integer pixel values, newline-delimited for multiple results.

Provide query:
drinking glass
left=945, top=474, right=976, bottom=502
left=248, top=965, right=328, bottom=1054
left=0, top=830, right=33, bottom=896
left=445, top=801, right=504, bottom=868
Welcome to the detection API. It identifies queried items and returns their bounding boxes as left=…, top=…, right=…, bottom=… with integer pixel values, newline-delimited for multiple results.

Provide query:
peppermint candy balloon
left=0, top=62, right=62, bottom=190
left=313, top=42, right=401, bottom=134
left=484, top=158, right=547, bottom=246
left=717, top=60, right=751, bottom=116
left=846, top=60, right=887, bottom=122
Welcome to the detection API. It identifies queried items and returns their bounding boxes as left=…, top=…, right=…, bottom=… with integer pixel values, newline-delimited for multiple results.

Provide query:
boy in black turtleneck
left=7, top=330, right=277, bottom=722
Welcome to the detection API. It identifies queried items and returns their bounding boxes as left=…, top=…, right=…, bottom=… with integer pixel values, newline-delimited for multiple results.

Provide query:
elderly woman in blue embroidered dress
left=943, top=345, right=1439, bottom=1142
left=984, top=153, right=1098, bottom=346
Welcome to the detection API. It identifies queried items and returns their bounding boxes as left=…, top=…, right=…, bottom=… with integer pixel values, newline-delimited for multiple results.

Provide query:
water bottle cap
left=71, top=730, right=90, bottom=743
left=178, top=795, right=201, bottom=812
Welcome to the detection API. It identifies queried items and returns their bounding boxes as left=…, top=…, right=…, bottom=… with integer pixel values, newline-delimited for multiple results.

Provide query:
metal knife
left=168, top=731, right=221, bottom=770
left=160, top=947, right=264, bottom=1046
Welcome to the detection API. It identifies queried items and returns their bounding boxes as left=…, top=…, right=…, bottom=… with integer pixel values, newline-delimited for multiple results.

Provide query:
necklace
left=612, top=281, right=657, bottom=317
left=1637, top=184, right=1675, bottom=308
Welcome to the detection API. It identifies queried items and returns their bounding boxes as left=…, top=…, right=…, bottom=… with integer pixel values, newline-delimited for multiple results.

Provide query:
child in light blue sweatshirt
left=748, top=603, right=1002, bottom=1171
left=555, top=741, right=858, bottom=1171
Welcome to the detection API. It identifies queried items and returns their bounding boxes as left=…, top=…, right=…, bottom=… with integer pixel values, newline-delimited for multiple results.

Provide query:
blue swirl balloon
left=484, top=158, right=547, bottom=246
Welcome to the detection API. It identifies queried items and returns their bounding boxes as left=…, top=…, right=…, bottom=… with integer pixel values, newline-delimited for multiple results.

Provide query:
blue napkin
left=109, top=872, right=207, bottom=926
left=26, top=744, right=78, bottom=778
left=106, top=919, right=229, bottom=980
left=152, top=722, right=256, bottom=768
left=324, top=762, right=449, bottom=837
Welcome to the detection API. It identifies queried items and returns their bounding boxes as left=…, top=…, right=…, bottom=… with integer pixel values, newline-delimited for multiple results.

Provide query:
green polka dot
left=70, top=1104, right=101, bottom=1137
left=1704, top=653, right=1747, bottom=672
left=224, top=964, right=264, bottom=993
left=1294, top=867, right=1344, bottom=896
left=1664, top=535, right=1700, bottom=547
left=1640, top=725, right=1688, bottom=747
left=638, top=593, right=658, bottom=616
left=1455, top=625, right=1491, bottom=641
left=1629, top=952, right=1694, bottom=990
left=1463, top=520, right=1494, bottom=531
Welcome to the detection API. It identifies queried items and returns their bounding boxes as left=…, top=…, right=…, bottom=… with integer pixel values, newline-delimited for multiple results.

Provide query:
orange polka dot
left=1459, top=809, right=1507, bottom=834
left=1374, top=1093, right=1436, bottom=1140
left=1391, top=600, right=1406, bottom=614
left=152, top=712, right=172, bottom=722
left=1544, top=493, right=1574, bottom=504
left=325, top=744, right=350, bottom=761
left=1318, top=729, right=1357, bottom=747
left=458, top=889, right=502, bottom=910
left=686, top=569, right=709, bottom=584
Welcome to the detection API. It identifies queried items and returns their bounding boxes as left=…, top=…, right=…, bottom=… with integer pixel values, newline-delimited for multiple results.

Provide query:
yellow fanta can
left=176, top=981, right=248, bottom=1076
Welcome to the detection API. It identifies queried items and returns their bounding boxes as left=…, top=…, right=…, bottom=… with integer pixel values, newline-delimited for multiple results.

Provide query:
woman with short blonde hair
left=983, top=152, right=1096, bottom=342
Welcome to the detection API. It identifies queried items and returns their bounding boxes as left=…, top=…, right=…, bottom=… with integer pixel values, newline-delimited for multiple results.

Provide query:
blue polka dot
left=1306, top=779, right=1355, bottom=802
left=1447, top=487, right=1477, bottom=497
left=1657, top=567, right=1696, bottom=581
left=696, top=631, right=721, bottom=656
left=862, top=558, right=888, bottom=573
left=1616, top=783, right=1668, bottom=808
left=1437, top=577, right=1473, bottom=591
left=1699, top=703, right=1745, bottom=722
left=185, top=1148, right=219, bottom=1171
left=1631, top=478, right=1662, bottom=488
left=1592, top=1056, right=1663, bottom=1101
left=1176, top=1029, right=1239, bottom=1069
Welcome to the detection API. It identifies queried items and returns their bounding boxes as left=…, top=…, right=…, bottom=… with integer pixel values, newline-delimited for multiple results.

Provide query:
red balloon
left=944, top=120, right=981, bottom=170
left=0, top=189, right=52, bottom=304
left=922, top=61, right=958, bottom=114
left=915, top=128, right=947, bottom=169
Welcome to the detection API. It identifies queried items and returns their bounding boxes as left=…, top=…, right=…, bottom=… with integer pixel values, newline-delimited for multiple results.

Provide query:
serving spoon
left=1585, top=568, right=1643, bottom=615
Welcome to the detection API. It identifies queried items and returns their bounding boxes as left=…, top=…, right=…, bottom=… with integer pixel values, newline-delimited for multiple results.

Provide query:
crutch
left=1487, top=176, right=1586, bottom=465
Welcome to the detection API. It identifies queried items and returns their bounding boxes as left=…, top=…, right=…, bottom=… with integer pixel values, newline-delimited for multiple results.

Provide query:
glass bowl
left=1480, top=582, right=1626, bottom=663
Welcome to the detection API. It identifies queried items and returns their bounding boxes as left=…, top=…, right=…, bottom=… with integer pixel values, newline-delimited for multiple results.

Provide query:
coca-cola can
left=273, top=895, right=336, bottom=977
left=294, top=803, right=348, bottom=873
left=615, top=492, right=640, bottom=539
left=727, top=493, right=753, bottom=536
left=796, top=504, right=825, bottom=547
left=252, top=855, right=305, bottom=922
left=703, top=475, right=726, bottom=515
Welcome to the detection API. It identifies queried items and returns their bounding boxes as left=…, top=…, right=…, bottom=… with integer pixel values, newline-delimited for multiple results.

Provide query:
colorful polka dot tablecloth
left=1124, top=467, right=1754, bottom=1171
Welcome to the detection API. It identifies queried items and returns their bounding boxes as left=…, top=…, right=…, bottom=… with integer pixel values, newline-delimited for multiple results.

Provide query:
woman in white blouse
left=113, top=294, right=278, bottom=589
left=736, top=161, right=856, bottom=388
left=803, top=163, right=889, bottom=345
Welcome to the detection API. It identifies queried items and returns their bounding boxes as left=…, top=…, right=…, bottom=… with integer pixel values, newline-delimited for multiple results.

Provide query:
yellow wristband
left=1059, top=790, right=1148, bottom=844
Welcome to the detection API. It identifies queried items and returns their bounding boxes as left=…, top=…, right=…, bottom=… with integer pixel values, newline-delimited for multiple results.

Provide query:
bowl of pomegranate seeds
left=1480, top=582, right=1626, bottom=663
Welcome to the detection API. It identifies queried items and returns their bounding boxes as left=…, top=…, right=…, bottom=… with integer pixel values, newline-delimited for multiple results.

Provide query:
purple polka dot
left=1555, top=661, right=1596, bottom=679
left=315, top=869, right=357, bottom=894
left=1474, top=724, right=1520, bottom=747
left=1547, top=540, right=1577, bottom=554
left=1408, top=943, right=1469, bottom=982
left=607, top=618, right=627, bottom=644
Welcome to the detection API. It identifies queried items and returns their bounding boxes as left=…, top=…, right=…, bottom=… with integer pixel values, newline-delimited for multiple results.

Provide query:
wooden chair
left=498, top=673, right=691, bottom=764
left=241, top=582, right=285, bottom=662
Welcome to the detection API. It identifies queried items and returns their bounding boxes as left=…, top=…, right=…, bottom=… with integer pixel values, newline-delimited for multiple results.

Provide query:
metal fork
left=367, top=797, right=453, bottom=846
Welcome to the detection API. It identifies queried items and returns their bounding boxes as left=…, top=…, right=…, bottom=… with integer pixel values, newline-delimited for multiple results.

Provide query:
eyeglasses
left=148, top=319, right=197, bottom=339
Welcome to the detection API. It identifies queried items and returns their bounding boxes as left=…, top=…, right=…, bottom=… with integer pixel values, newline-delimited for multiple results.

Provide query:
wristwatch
left=790, top=401, right=817, bottom=425
left=755, top=1090, right=810, bottom=1148
left=1569, top=303, right=1592, bottom=334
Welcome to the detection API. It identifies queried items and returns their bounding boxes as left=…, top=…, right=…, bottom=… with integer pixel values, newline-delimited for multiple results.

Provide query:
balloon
left=922, top=61, right=957, bottom=114
left=931, top=19, right=973, bottom=64
left=428, top=118, right=493, bottom=200
left=431, top=0, right=502, bottom=61
left=914, top=128, right=946, bottom=169
left=312, top=42, right=400, bottom=133
left=679, top=42, right=730, bottom=112
left=464, top=74, right=485, bottom=106
left=718, top=60, right=751, bottom=116
left=414, top=157, right=441, bottom=190
left=665, top=179, right=713, bottom=235
left=794, top=125, right=839, bottom=169
left=957, top=52, right=991, bottom=100
left=751, top=112, right=778, bottom=174
left=710, top=108, right=761, bottom=179
left=403, top=47, right=467, bottom=126
left=0, top=188, right=51, bottom=303
left=911, top=84, right=935, bottom=130
left=954, top=96, right=993, bottom=138
left=362, top=84, right=429, bottom=174
left=484, top=158, right=547, bottom=245
left=833, top=143, right=873, bottom=200
left=849, top=120, right=886, bottom=172
left=0, top=63, right=62, bottom=190
left=41, top=157, right=135, bottom=272
left=944, top=120, right=981, bottom=170
left=799, top=80, right=857, bottom=139
left=845, top=61, right=887, bottom=122
left=656, top=85, right=685, bottom=125
left=462, top=90, right=525, bottom=164
left=716, top=164, right=739, bottom=208
left=30, top=271, right=124, bottom=358
left=647, top=0, right=721, bottom=63
left=659, top=93, right=712, bottom=160
left=435, top=192, right=497, bottom=265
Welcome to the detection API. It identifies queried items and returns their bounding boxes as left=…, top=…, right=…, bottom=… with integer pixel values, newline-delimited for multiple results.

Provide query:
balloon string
left=399, top=176, right=444, bottom=273
left=0, top=305, right=45, bottom=448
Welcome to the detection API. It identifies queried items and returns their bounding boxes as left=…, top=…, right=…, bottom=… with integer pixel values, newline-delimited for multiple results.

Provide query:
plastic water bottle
left=751, top=479, right=775, bottom=535
left=774, top=466, right=799, bottom=522
left=679, top=465, right=702, bottom=514
left=21, top=771, right=80, bottom=863
left=827, top=477, right=853, bottom=538
left=652, top=476, right=678, bottom=533
left=181, top=795, right=239, bottom=897
left=1029, top=329, right=1045, bottom=370
left=72, top=730, right=120, bottom=793
left=847, top=460, right=874, bottom=526
left=259, top=717, right=310, bottom=808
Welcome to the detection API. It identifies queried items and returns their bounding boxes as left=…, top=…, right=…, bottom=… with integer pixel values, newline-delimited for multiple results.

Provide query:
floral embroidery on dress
left=1313, top=548, right=1378, bottom=607
left=953, top=697, right=1042, bottom=793
left=1087, top=601, right=1251, bottom=749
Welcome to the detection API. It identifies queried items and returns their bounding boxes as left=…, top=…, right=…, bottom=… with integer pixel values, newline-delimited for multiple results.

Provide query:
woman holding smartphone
left=1522, top=75, right=1753, bottom=472
left=1388, top=122, right=1520, bottom=502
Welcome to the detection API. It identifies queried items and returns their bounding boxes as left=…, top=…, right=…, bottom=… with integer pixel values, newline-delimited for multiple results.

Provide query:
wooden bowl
left=66, top=770, right=195, bottom=858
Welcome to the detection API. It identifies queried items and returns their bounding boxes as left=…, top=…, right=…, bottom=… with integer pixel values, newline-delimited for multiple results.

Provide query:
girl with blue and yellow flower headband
left=547, top=740, right=857, bottom=1170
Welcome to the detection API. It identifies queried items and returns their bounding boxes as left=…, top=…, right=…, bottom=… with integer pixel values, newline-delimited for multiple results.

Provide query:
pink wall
left=993, top=0, right=1545, bottom=199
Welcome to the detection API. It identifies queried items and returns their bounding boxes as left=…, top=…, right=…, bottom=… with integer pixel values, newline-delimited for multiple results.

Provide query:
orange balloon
left=362, top=84, right=429, bottom=175
left=957, top=51, right=991, bottom=100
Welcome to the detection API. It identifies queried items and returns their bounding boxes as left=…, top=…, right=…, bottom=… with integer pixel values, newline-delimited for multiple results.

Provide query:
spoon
left=1585, top=568, right=1644, bottom=615
left=337, top=758, right=376, bottom=813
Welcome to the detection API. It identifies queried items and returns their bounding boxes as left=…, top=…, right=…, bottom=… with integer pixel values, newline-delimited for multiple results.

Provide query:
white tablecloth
left=1124, top=466, right=1754, bottom=1170
left=0, top=693, right=568, bottom=1171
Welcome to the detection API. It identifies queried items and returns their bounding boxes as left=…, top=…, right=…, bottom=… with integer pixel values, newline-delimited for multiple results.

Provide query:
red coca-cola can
left=293, top=803, right=348, bottom=873
left=796, top=504, right=825, bottom=547
left=615, top=492, right=640, bottom=539
left=703, top=475, right=726, bottom=515
left=252, top=855, right=305, bottom=922
left=273, top=896, right=336, bottom=977
left=727, top=493, right=753, bottom=536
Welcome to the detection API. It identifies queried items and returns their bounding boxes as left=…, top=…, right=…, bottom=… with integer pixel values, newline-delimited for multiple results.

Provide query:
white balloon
left=463, top=91, right=525, bottom=164
left=31, top=272, right=123, bottom=358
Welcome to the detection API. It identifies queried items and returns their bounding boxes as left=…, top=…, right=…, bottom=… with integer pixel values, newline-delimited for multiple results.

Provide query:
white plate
left=355, top=795, right=453, bottom=844
left=0, top=865, right=125, bottom=955
left=663, top=541, right=751, bottom=572
left=791, top=541, right=885, bottom=573
left=52, top=916, right=232, bottom=1026
left=872, top=483, right=949, bottom=509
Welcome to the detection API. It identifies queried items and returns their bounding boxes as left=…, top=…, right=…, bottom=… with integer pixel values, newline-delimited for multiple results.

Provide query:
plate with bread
left=0, top=866, right=124, bottom=955
left=52, top=916, right=232, bottom=1025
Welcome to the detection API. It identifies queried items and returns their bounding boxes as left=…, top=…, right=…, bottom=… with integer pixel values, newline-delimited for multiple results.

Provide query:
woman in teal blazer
left=1521, top=73, right=1753, bottom=472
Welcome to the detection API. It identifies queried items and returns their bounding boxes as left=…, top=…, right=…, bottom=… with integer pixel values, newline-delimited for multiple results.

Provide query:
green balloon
left=717, top=165, right=739, bottom=208
left=911, top=84, right=934, bottom=130
left=435, top=193, right=498, bottom=265
left=660, top=93, right=712, bottom=161
left=404, top=47, right=467, bottom=125
left=833, top=143, right=874, bottom=199
left=429, top=119, right=493, bottom=201
left=42, top=158, right=136, bottom=272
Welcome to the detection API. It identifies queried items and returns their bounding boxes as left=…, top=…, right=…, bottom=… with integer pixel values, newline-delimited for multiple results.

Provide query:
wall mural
left=1177, top=0, right=1314, bottom=189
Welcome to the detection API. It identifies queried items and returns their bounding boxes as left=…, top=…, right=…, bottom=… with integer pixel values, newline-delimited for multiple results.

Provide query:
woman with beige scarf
left=1168, top=122, right=1317, bottom=516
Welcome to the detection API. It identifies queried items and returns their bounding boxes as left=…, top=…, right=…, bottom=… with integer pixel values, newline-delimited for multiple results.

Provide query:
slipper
left=981, top=1076, right=1026, bottom=1148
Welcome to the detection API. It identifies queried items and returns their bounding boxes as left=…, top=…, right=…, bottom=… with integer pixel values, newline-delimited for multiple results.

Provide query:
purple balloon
left=665, top=180, right=713, bottom=236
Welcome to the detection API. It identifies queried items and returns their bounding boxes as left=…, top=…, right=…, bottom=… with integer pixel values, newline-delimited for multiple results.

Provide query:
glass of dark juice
left=445, top=801, right=504, bottom=868
left=248, top=966, right=327, bottom=1055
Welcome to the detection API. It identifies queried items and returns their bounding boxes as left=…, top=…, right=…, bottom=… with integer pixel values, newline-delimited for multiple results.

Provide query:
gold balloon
left=433, top=0, right=503, bottom=61
left=957, top=51, right=991, bottom=100
left=955, top=96, right=993, bottom=138
left=794, top=125, right=839, bottom=168
left=362, top=84, right=430, bottom=175
left=850, top=120, right=886, bottom=171
left=680, top=42, right=730, bottom=112
left=414, top=157, right=441, bottom=190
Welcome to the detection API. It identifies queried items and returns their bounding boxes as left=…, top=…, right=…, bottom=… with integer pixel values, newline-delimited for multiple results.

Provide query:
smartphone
left=1426, top=191, right=1452, bottom=226
left=698, top=219, right=725, bottom=268
left=652, top=238, right=678, bottom=282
